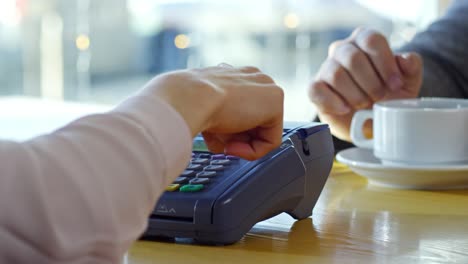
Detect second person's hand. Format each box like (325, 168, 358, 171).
(309, 28, 423, 141)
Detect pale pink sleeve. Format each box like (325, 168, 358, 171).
(0, 95, 192, 263)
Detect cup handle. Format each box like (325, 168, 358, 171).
(350, 110, 373, 149)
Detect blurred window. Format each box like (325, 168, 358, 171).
(0, 0, 450, 121)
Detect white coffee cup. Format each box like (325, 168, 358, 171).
(350, 98, 468, 165)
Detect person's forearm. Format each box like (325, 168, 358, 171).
(398, 1, 468, 98)
(0, 95, 191, 263)
(0, 64, 284, 262)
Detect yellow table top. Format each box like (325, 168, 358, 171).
(127, 161, 468, 263)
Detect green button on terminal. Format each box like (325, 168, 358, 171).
(180, 184, 204, 192)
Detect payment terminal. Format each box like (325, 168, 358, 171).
(142, 122, 334, 244)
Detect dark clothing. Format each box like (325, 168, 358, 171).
(399, 0, 468, 98)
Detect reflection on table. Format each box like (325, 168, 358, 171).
(127, 162, 468, 263)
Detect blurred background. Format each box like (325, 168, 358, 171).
(0, 0, 451, 121)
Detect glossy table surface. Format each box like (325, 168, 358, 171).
(127, 162, 468, 263)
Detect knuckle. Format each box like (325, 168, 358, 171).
(241, 66, 260, 73)
(308, 82, 326, 104)
(328, 40, 345, 56)
(276, 86, 285, 98)
(347, 49, 366, 68)
(329, 66, 347, 86)
(256, 73, 274, 83)
(273, 86, 285, 103)
(362, 32, 386, 50)
(217, 62, 232, 68)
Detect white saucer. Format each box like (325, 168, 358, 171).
(336, 147, 468, 190)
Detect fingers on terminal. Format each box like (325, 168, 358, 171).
(202, 132, 225, 153)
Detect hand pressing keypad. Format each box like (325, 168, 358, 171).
(165, 153, 239, 193)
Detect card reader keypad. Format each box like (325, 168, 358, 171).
(165, 152, 238, 193)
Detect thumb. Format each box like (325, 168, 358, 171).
(396, 52, 423, 93)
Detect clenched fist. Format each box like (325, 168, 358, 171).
(309, 28, 423, 141)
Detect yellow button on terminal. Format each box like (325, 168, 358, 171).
(166, 184, 180, 192)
